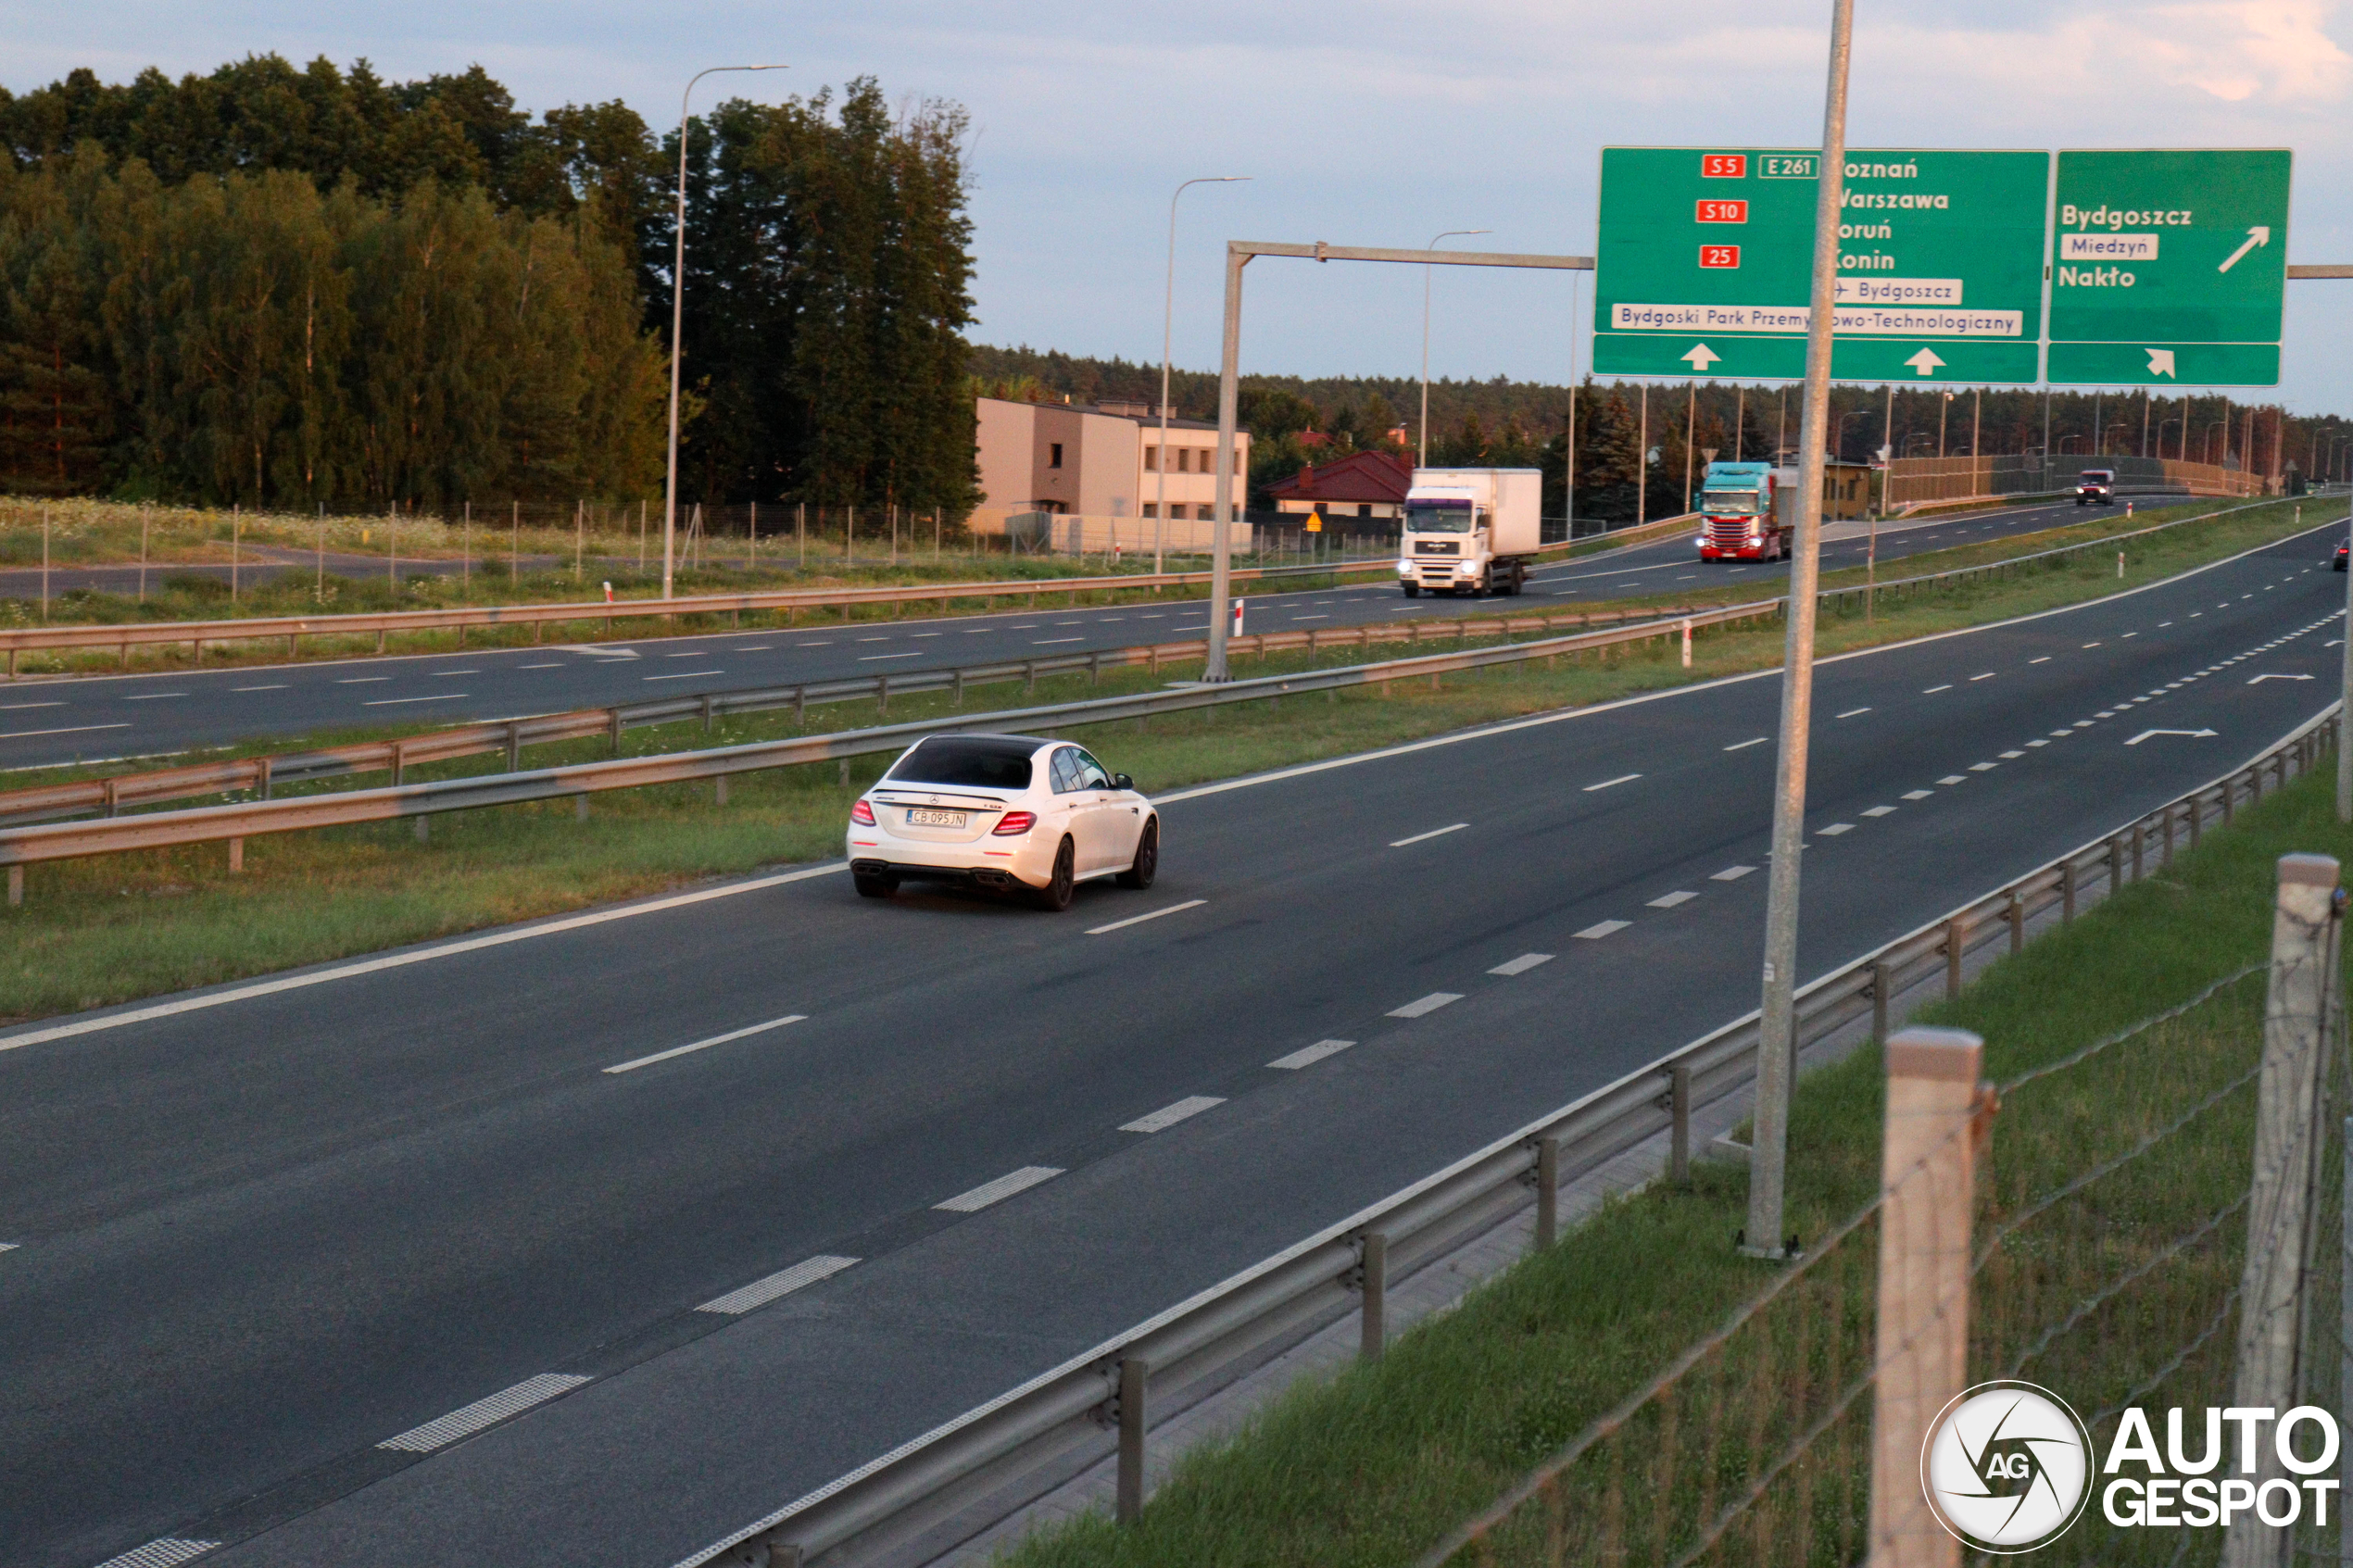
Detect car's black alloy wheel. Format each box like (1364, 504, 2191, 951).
(1033, 836, 1076, 910)
(1118, 819, 1159, 889)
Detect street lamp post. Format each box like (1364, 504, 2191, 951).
(664, 63, 786, 602)
(1157, 176, 1250, 576)
(1419, 230, 1491, 466)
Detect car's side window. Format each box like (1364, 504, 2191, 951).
(1073, 749, 1112, 790)
(1050, 748, 1082, 794)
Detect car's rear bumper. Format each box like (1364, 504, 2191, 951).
(845, 826, 1055, 889)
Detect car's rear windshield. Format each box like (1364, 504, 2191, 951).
(886, 736, 1035, 790)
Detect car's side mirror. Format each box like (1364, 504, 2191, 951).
(1113, 773, 1133, 790)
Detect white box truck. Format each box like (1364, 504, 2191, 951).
(1396, 468, 1542, 597)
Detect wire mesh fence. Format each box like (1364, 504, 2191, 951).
(1424, 857, 2347, 1568)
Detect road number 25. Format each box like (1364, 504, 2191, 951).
(1699, 245, 1742, 270)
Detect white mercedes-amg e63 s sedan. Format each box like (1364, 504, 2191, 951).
(845, 733, 1159, 910)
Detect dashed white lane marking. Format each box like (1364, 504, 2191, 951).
(1389, 991, 1465, 1017)
(1835, 707, 1871, 720)
(733, 646, 774, 651)
(605, 1014, 808, 1074)
(1390, 823, 1469, 848)
(1863, 805, 1897, 817)
(1922, 684, 1953, 694)
(1903, 789, 1934, 800)
(1490, 952, 1556, 974)
(1573, 921, 1631, 939)
(1724, 736, 1769, 751)
(379, 1374, 592, 1452)
(1270, 1039, 1354, 1070)
(2030, 657, 2051, 664)
(433, 669, 481, 677)
(123, 692, 187, 700)
(0, 700, 63, 709)
(2027, 739, 2048, 748)
(2050, 729, 2073, 737)
(643, 670, 724, 681)
(1121, 1095, 1226, 1134)
(94, 1539, 221, 1568)
(1818, 822, 1855, 836)
(2074, 721, 2096, 728)
(1647, 891, 1698, 909)
(1583, 773, 1642, 792)
(0, 1241, 18, 1253)
(1937, 774, 1967, 785)
(364, 693, 468, 705)
(232, 684, 289, 692)
(859, 651, 924, 661)
(1999, 750, 2025, 759)
(856, 635, 891, 643)
(336, 676, 391, 684)
(910, 633, 941, 639)
(1086, 899, 1207, 935)
(2082, 642, 2102, 648)
(1969, 672, 1996, 682)
(519, 661, 563, 669)
(1032, 637, 1084, 646)
(1711, 865, 1757, 881)
(698, 1255, 858, 1314)
(936, 1166, 1063, 1212)
(2121, 632, 2138, 638)
(1968, 761, 1998, 771)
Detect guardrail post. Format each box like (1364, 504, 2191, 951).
(1359, 1233, 1388, 1361)
(1670, 1064, 1692, 1186)
(6, 866, 20, 907)
(104, 778, 119, 819)
(1024, 660, 1036, 694)
(877, 677, 889, 716)
(715, 774, 729, 807)
(506, 723, 522, 771)
(2224, 772, 2237, 826)
(2108, 833, 2124, 893)
(1534, 1136, 1559, 1246)
(390, 742, 405, 788)
(1116, 1357, 1148, 1524)
(701, 694, 714, 733)
(257, 757, 272, 802)
(414, 816, 430, 845)
(1944, 918, 1965, 997)
(2061, 859, 2076, 922)
(2252, 761, 2264, 807)
(1872, 960, 1892, 1044)
(1868, 1025, 1987, 1568)
(2132, 819, 2145, 881)
(2162, 801, 2175, 864)
(609, 709, 623, 755)
(2190, 787, 2205, 849)
(952, 669, 966, 707)
(2007, 887, 2023, 955)
(228, 837, 243, 873)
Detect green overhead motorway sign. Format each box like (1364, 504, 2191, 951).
(2045, 149, 2290, 386)
(1593, 146, 2050, 383)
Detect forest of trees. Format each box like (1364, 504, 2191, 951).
(0, 57, 978, 511)
(970, 345, 2351, 523)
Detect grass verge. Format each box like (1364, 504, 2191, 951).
(0, 495, 2330, 1024)
(986, 757, 2334, 1568)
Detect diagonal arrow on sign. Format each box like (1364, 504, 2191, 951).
(2218, 226, 2271, 274)
(2145, 348, 2176, 378)
(1904, 347, 1945, 377)
(2246, 672, 2313, 684)
(2124, 728, 2219, 746)
(1681, 343, 1721, 372)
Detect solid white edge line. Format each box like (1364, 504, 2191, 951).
(0, 863, 848, 1054)
(1085, 898, 1206, 935)
(603, 1014, 808, 1074)
(1388, 822, 1468, 847)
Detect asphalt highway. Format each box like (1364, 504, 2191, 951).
(3, 516, 2341, 1568)
(0, 493, 2188, 774)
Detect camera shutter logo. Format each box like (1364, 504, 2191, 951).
(1920, 1381, 2094, 1551)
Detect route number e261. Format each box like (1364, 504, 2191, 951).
(1696, 199, 1748, 224)
(1702, 154, 1747, 179)
(1699, 245, 1742, 270)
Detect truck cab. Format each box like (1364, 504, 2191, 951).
(1697, 461, 1787, 562)
(2077, 469, 2116, 505)
(1397, 469, 1541, 597)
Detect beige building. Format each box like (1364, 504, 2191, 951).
(974, 396, 1250, 523)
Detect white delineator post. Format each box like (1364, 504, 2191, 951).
(2221, 853, 2341, 1568)
(1869, 1026, 1986, 1568)
(1745, 0, 1855, 1261)
(2339, 509, 2352, 822)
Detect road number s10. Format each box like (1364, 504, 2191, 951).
(1696, 199, 1748, 224)
(1699, 245, 1742, 270)
(1702, 153, 1747, 179)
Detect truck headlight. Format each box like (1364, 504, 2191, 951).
(1397, 558, 1413, 575)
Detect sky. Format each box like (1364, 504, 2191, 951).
(6, 0, 2352, 412)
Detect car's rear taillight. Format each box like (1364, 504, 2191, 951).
(992, 810, 1037, 835)
(849, 799, 875, 825)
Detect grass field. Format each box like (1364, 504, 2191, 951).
(0, 494, 2332, 1026)
(988, 749, 2323, 1568)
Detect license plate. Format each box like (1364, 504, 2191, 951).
(907, 809, 967, 828)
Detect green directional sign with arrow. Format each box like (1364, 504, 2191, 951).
(2045, 149, 2290, 386)
(1592, 146, 2049, 384)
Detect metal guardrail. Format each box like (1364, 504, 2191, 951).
(668, 705, 2341, 1568)
(0, 526, 1626, 676)
(0, 603, 1710, 829)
